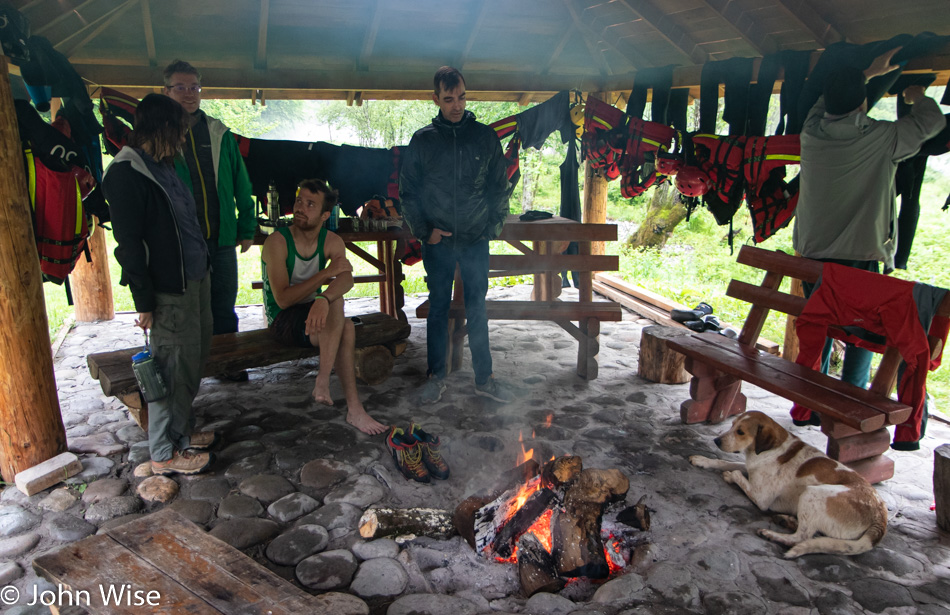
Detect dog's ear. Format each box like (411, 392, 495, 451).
(754, 422, 779, 455)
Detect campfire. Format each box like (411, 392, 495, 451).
(453, 440, 650, 596)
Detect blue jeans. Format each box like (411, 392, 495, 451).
(422, 239, 492, 384)
(803, 258, 879, 389)
(207, 242, 239, 335)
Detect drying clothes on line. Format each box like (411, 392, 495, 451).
(792, 33, 950, 135)
(699, 57, 754, 135)
(890, 73, 940, 271)
(516, 90, 572, 149)
(790, 263, 949, 446)
(328, 145, 398, 216)
(237, 137, 338, 215)
(747, 50, 812, 136)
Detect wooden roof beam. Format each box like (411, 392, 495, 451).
(141, 0, 156, 68)
(54, 0, 138, 58)
(774, 0, 844, 48)
(581, 6, 653, 69)
(33, 0, 97, 36)
(458, 0, 490, 69)
(255, 0, 269, 70)
(359, 0, 382, 69)
(562, 0, 611, 77)
(542, 22, 575, 75)
(615, 0, 708, 65)
(700, 0, 778, 56)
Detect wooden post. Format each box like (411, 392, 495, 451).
(936, 444, 950, 532)
(0, 56, 67, 483)
(582, 161, 608, 256)
(70, 217, 114, 321)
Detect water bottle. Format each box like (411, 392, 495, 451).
(267, 181, 280, 225)
(326, 204, 341, 232)
(131, 332, 167, 402)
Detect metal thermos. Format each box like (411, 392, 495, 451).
(131, 332, 167, 402)
(267, 181, 280, 225)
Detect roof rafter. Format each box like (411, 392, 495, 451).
(255, 0, 269, 70)
(582, 6, 653, 70)
(33, 0, 97, 36)
(614, 0, 708, 65)
(774, 0, 845, 48)
(359, 0, 382, 69)
(542, 22, 576, 75)
(700, 0, 777, 56)
(458, 0, 490, 68)
(140, 0, 156, 68)
(562, 0, 611, 77)
(55, 0, 138, 58)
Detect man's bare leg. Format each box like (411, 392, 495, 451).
(309, 299, 344, 405)
(336, 318, 388, 435)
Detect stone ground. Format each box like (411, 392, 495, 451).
(1, 284, 949, 615)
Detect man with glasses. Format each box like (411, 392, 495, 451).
(164, 59, 256, 381)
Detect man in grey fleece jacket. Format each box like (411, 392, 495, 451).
(791, 47, 946, 420)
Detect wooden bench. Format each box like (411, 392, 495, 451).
(33, 508, 367, 614)
(87, 312, 410, 431)
(664, 245, 949, 484)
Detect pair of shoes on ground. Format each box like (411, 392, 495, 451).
(387, 423, 450, 483)
(673, 302, 723, 333)
(792, 413, 822, 427)
(420, 375, 515, 404)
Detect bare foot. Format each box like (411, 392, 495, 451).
(346, 408, 389, 435)
(312, 381, 333, 405)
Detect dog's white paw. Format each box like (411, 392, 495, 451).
(722, 469, 742, 484)
(689, 455, 713, 468)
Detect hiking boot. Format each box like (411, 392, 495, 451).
(386, 427, 430, 483)
(151, 450, 213, 476)
(685, 314, 721, 333)
(420, 377, 446, 404)
(671, 302, 713, 324)
(475, 376, 514, 403)
(188, 430, 219, 450)
(792, 413, 822, 427)
(409, 423, 450, 480)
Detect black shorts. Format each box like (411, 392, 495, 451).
(269, 301, 315, 348)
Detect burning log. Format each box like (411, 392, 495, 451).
(359, 507, 456, 540)
(539, 455, 582, 490)
(454, 459, 542, 550)
(616, 495, 651, 531)
(553, 469, 630, 579)
(474, 476, 547, 554)
(492, 488, 557, 558)
(517, 533, 564, 597)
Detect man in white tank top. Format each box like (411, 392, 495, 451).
(261, 179, 387, 435)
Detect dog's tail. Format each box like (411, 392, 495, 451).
(784, 518, 887, 558)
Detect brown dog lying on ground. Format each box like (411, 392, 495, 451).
(689, 411, 888, 558)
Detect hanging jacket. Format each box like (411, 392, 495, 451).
(692, 134, 746, 225)
(790, 263, 949, 443)
(581, 96, 625, 181)
(619, 118, 676, 198)
(173, 115, 255, 248)
(399, 110, 509, 246)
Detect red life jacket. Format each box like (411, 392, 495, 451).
(99, 87, 139, 156)
(691, 134, 746, 226)
(24, 148, 90, 283)
(619, 118, 676, 198)
(581, 96, 625, 181)
(490, 115, 523, 189)
(742, 135, 801, 243)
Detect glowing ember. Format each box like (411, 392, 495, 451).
(543, 413, 553, 428)
(604, 533, 625, 574)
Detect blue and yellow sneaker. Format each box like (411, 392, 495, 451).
(386, 426, 430, 483)
(409, 423, 450, 480)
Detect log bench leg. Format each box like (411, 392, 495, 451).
(821, 416, 895, 483)
(118, 391, 148, 432)
(577, 318, 600, 380)
(680, 358, 746, 424)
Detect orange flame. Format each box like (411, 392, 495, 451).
(516, 431, 534, 466)
(544, 413, 553, 428)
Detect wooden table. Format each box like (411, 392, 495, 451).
(33, 509, 368, 614)
(416, 215, 622, 380)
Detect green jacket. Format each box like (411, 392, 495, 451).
(174, 115, 256, 247)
